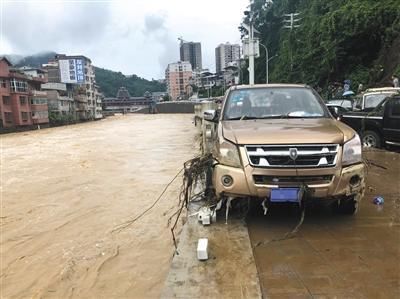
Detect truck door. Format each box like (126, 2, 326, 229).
(383, 98, 400, 144)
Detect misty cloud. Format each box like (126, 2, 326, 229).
(144, 14, 166, 33)
(3, 1, 111, 54)
(143, 13, 178, 73)
(1, 0, 247, 79)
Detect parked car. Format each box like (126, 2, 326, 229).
(354, 87, 400, 111)
(326, 98, 354, 118)
(326, 98, 354, 110)
(340, 94, 400, 148)
(204, 84, 365, 214)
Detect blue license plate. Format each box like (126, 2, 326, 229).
(270, 188, 300, 203)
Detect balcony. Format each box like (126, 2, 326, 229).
(30, 90, 47, 96)
(74, 95, 87, 103)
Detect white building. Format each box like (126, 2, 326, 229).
(53, 54, 98, 120)
(41, 82, 74, 117)
(215, 43, 241, 73)
(94, 83, 103, 119)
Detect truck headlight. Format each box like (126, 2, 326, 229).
(342, 134, 362, 166)
(218, 139, 242, 168)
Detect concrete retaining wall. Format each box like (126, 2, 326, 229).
(156, 101, 195, 113)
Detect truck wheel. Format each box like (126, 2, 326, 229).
(333, 196, 359, 215)
(362, 131, 381, 148)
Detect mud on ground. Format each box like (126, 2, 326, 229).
(248, 149, 400, 298)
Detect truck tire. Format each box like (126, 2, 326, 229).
(362, 130, 381, 148)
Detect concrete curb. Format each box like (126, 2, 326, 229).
(161, 214, 262, 298)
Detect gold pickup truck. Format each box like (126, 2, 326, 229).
(204, 84, 365, 214)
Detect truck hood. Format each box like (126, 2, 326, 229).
(222, 118, 355, 145)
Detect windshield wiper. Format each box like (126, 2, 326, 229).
(226, 115, 258, 120)
(258, 114, 322, 119)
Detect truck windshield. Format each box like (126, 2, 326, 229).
(223, 87, 327, 120)
(364, 93, 394, 108)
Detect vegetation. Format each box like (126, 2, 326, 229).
(13, 51, 57, 68)
(49, 112, 75, 126)
(198, 86, 225, 98)
(244, 0, 400, 91)
(94, 67, 166, 97)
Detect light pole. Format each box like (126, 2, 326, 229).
(259, 42, 269, 84)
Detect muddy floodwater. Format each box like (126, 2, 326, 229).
(1, 114, 197, 298)
(248, 149, 400, 298)
(2, 114, 400, 299)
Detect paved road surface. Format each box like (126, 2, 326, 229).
(248, 149, 400, 298)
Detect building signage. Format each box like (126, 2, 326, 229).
(59, 59, 85, 84)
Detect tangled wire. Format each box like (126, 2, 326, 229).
(168, 154, 216, 252)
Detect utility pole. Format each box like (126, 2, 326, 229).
(248, 22, 255, 85)
(242, 0, 273, 85)
(283, 13, 301, 72)
(242, 14, 259, 85)
(283, 13, 301, 30)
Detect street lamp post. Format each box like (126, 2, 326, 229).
(259, 42, 269, 84)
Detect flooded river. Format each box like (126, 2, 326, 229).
(2, 114, 399, 299)
(1, 114, 197, 298)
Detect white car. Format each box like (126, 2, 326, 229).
(355, 87, 400, 111)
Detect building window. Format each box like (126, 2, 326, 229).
(20, 96, 27, 105)
(2, 96, 10, 105)
(32, 111, 48, 119)
(21, 112, 29, 121)
(4, 112, 13, 123)
(0, 79, 7, 88)
(30, 98, 47, 105)
(10, 79, 27, 92)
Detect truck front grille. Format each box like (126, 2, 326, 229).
(253, 175, 334, 185)
(245, 144, 339, 168)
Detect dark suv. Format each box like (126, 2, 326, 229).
(341, 95, 400, 148)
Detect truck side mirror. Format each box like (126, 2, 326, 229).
(327, 106, 340, 119)
(204, 110, 219, 122)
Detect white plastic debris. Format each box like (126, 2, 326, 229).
(197, 207, 215, 225)
(197, 238, 208, 260)
(201, 214, 211, 225)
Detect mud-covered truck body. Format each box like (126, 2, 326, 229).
(204, 84, 365, 214)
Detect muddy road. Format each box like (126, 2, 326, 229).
(248, 149, 400, 298)
(1, 114, 197, 298)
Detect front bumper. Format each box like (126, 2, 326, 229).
(212, 162, 365, 200)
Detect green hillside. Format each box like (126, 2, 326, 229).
(94, 67, 166, 97)
(245, 0, 400, 91)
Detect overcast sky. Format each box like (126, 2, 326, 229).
(0, 0, 249, 79)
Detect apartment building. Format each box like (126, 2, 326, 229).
(41, 82, 74, 117)
(180, 41, 202, 70)
(165, 61, 193, 101)
(93, 83, 103, 119)
(46, 54, 99, 120)
(0, 57, 49, 129)
(215, 42, 241, 73)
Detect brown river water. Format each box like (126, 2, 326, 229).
(1, 114, 197, 298)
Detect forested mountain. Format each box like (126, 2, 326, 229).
(13, 52, 57, 68)
(245, 0, 400, 90)
(93, 67, 166, 97)
(3, 52, 165, 97)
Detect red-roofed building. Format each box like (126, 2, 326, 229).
(0, 57, 49, 129)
